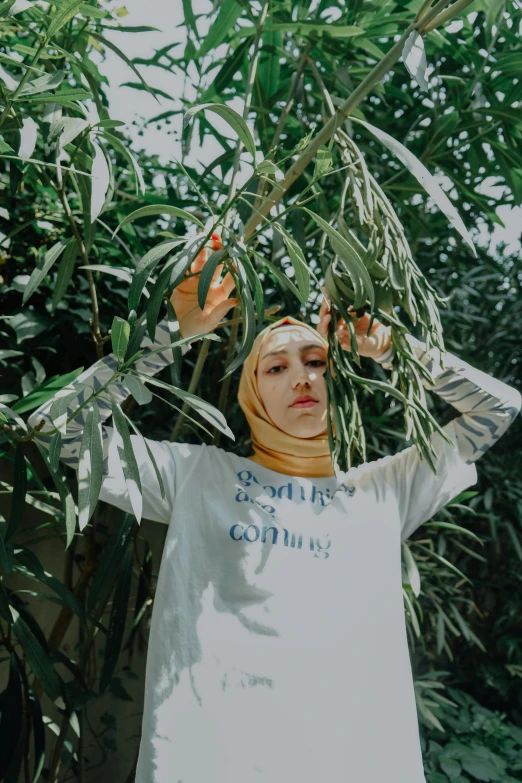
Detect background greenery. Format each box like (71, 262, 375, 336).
(0, 0, 521, 780)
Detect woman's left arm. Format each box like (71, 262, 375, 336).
(374, 335, 522, 465)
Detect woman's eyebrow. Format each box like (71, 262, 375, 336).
(261, 343, 326, 360)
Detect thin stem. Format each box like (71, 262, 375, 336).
(420, 0, 475, 33)
(226, 0, 270, 210)
(54, 180, 105, 359)
(0, 42, 46, 129)
(169, 337, 212, 442)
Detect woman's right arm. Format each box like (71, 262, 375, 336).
(27, 319, 190, 472)
(27, 321, 191, 524)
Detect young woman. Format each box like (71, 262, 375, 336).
(29, 245, 521, 783)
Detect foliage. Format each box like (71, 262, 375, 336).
(420, 685, 522, 782)
(0, 0, 521, 779)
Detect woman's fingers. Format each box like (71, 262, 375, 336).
(211, 263, 224, 284)
(190, 246, 208, 275)
(219, 267, 238, 297)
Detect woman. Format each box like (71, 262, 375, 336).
(29, 243, 521, 783)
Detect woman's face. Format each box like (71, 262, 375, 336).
(256, 326, 328, 439)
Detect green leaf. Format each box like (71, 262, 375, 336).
(35, 438, 77, 549)
(29, 685, 45, 783)
(49, 431, 62, 472)
(302, 208, 375, 310)
(78, 403, 103, 532)
(6, 443, 26, 540)
(129, 239, 186, 312)
(0, 518, 14, 575)
(45, 0, 84, 40)
(47, 383, 85, 435)
(87, 513, 134, 612)
(111, 317, 130, 363)
(314, 145, 333, 179)
(51, 236, 77, 311)
(124, 375, 153, 405)
(210, 37, 250, 97)
(197, 247, 226, 310)
(184, 103, 256, 162)
(221, 258, 256, 378)
(196, 0, 242, 59)
(352, 118, 476, 257)
(402, 31, 429, 92)
(19, 69, 64, 97)
(252, 249, 303, 303)
(182, 0, 199, 37)
(110, 395, 143, 523)
(12, 367, 84, 414)
(114, 204, 203, 235)
(99, 539, 134, 694)
(103, 130, 145, 195)
(10, 606, 62, 703)
(90, 139, 110, 222)
(402, 542, 421, 597)
(18, 116, 38, 160)
(273, 224, 311, 305)
(135, 372, 235, 440)
(23, 241, 67, 304)
(268, 21, 364, 37)
(14, 547, 85, 623)
(89, 30, 154, 99)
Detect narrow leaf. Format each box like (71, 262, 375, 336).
(110, 395, 143, 524)
(129, 239, 186, 312)
(113, 204, 204, 235)
(18, 117, 38, 160)
(353, 118, 476, 256)
(51, 236, 77, 311)
(196, 0, 242, 59)
(402, 31, 429, 92)
(46, 0, 84, 39)
(9, 607, 62, 703)
(135, 372, 235, 440)
(23, 241, 67, 304)
(99, 539, 133, 693)
(111, 316, 130, 363)
(90, 139, 110, 222)
(184, 102, 256, 162)
(302, 208, 375, 310)
(125, 375, 153, 405)
(78, 403, 103, 531)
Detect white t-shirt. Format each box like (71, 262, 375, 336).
(98, 418, 477, 783)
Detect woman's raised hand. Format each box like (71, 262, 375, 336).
(170, 236, 240, 340)
(316, 292, 392, 360)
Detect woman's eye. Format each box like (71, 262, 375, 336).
(307, 360, 326, 367)
(268, 365, 284, 373)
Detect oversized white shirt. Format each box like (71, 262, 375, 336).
(29, 320, 521, 783)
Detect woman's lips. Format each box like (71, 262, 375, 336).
(291, 400, 318, 408)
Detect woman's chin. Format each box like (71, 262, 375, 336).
(282, 421, 328, 439)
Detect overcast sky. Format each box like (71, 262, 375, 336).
(99, 0, 521, 256)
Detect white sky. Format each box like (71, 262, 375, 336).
(99, 0, 522, 256)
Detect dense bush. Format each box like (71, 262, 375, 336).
(1, 0, 521, 779)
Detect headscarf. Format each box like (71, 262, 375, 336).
(237, 315, 335, 478)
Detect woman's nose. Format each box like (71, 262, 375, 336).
(292, 365, 312, 388)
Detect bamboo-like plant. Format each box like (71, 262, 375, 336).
(1, 0, 521, 778)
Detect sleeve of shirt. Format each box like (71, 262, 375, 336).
(373, 335, 522, 543)
(27, 320, 192, 524)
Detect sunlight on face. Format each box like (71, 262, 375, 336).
(256, 326, 328, 439)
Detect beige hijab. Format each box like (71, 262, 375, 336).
(237, 315, 335, 478)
